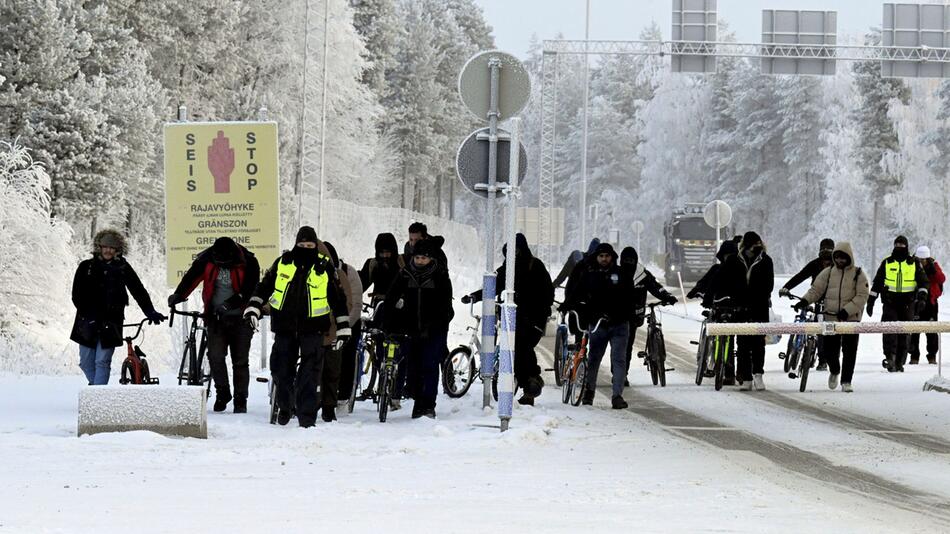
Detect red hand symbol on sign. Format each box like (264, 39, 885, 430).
(208, 131, 235, 194)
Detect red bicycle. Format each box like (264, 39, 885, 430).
(119, 319, 159, 385)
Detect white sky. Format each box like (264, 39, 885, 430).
(473, 0, 897, 58)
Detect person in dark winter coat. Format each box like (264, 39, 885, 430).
(552, 238, 601, 288)
(712, 231, 774, 391)
(867, 235, 929, 372)
(779, 238, 835, 370)
(688, 240, 739, 385)
(563, 243, 634, 409)
(169, 237, 260, 413)
(617, 247, 676, 383)
(359, 232, 405, 305)
(910, 245, 945, 365)
(321, 241, 364, 421)
(462, 233, 555, 405)
(383, 238, 454, 419)
(402, 222, 449, 272)
(71, 229, 165, 385)
(244, 226, 350, 427)
(797, 242, 869, 392)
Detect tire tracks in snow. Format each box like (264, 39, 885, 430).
(537, 339, 950, 527)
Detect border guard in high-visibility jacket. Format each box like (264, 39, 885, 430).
(867, 235, 929, 373)
(244, 226, 351, 427)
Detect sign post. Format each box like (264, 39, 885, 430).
(633, 220, 644, 254)
(458, 51, 530, 430)
(703, 200, 732, 258)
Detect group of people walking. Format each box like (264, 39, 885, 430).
(69, 223, 944, 424)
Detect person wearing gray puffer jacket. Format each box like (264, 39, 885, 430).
(798, 242, 869, 392)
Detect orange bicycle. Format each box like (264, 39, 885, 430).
(560, 311, 605, 406)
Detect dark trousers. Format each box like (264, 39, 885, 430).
(737, 335, 765, 381)
(403, 332, 448, 411)
(337, 321, 363, 400)
(822, 333, 859, 384)
(621, 318, 643, 374)
(206, 316, 253, 400)
(514, 323, 544, 384)
(882, 299, 914, 368)
(271, 332, 325, 426)
(910, 301, 939, 359)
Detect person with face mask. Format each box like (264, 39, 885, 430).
(796, 242, 869, 392)
(462, 234, 554, 405)
(383, 239, 454, 419)
(617, 246, 677, 386)
(244, 226, 351, 427)
(688, 240, 739, 385)
(712, 231, 774, 391)
(909, 245, 944, 365)
(169, 237, 261, 413)
(779, 239, 836, 371)
(71, 229, 165, 385)
(868, 235, 929, 372)
(359, 232, 405, 306)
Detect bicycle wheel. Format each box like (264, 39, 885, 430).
(177, 345, 189, 386)
(569, 359, 588, 406)
(140, 359, 153, 384)
(783, 336, 795, 373)
(695, 328, 708, 386)
(362, 341, 378, 399)
(561, 356, 573, 404)
(553, 327, 567, 387)
(443, 346, 475, 398)
(119, 359, 133, 385)
(347, 342, 365, 414)
(656, 332, 667, 388)
(377, 368, 391, 423)
(787, 340, 801, 379)
(799, 338, 815, 393)
(714, 338, 725, 391)
(647, 337, 659, 386)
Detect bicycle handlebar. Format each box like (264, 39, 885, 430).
(564, 310, 606, 334)
(169, 307, 204, 328)
(122, 319, 149, 341)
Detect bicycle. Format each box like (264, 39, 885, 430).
(638, 302, 672, 387)
(552, 301, 570, 387)
(693, 298, 738, 391)
(783, 294, 822, 392)
(560, 311, 605, 406)
(170, 307, 212, 398)
(376, 333, 411, 423)
(441, 302, 517, 400)
(118, 319, 159, 385)
(347, 302, 382, 414)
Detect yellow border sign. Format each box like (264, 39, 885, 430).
(164, 122, 281, 288)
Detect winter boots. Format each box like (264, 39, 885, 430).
(213, 393, 232, 412)
(611, 396, 628, 410)
(927, 354, 937, 365)
(321, 405, 336, 422)
(828, 374, 839, 390)
(581, 389, 595, 405)
(841, 383, 853, 393)
(753, 374, 766, 391)
(233, 397, 247, 414)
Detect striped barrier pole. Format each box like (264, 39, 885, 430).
(705, 321, 950, 336)
(480, 273, 497, 409)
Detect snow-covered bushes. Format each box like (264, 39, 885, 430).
(0, 141, 76, 373)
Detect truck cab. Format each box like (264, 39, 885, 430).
(662, 205, 725, 286)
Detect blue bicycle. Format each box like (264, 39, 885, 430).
(780, 293, 821, 392)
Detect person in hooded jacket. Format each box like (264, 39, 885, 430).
(359, 232, 405, 306)
(712, 231, 774, 391)
(688, 239, 739, 385)
(71, 229, 165, 385)
(779, 238, 835, 370)
(320, 241, 364, 421)
(462, 233, 555, 405)
(867, 235, 929, 372)
(796, 242, 869, 392)
(564, 243, 635, 409)
(244, 226, 350, 427)
(553, 238, 601, 289)
(617, 247, 677, 384)
(169, 237, 260, 413)
(383, 239, 454, 419)
(909, 245, 944, 365)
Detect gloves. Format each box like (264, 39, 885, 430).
(778, 288, 791, 298)
(836, 309, 849, 321)
(461, 294, 472, 304)
(914, 298, 927, 317)
(334, 327, 351, 350)
(146, 311, 167, 325)
(793, 300, 808, 312)
(866, 296, 876, 317)
(244, 307, 260, 331)
(662, 295, 678, 305)
(167, 294, 183, 308)
(686, 288, 700, 299)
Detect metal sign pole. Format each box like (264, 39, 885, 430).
(498, 118, 521, 432)
(480, 57, 502, 410)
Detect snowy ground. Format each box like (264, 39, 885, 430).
(2, 277, 949, 533)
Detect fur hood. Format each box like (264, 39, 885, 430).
(92, 229, 128, 256)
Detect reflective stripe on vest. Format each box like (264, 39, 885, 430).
(884, 259, 917, 293)
(268, 257, 331, 317)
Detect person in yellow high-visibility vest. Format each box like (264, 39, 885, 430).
(867, 235, 929, 372)
(244, 226, 350, 427)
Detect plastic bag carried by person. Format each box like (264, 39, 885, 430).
(766, 309, 783, 345)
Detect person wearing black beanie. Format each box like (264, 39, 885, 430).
(779, 237, 836, 371)
(868, 234, 930, 372)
